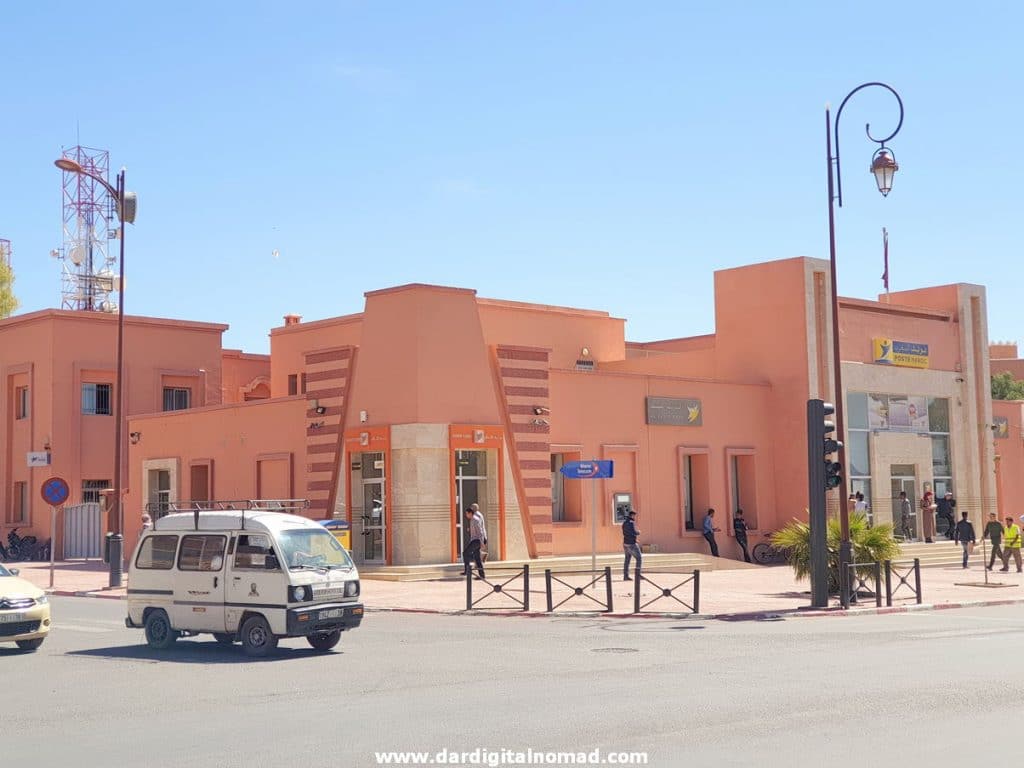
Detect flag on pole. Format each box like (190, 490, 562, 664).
(881, 228, 889, 292)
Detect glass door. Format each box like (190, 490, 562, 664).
(352, 452, 386, 565)
(890, 465, 917, 541)
(454, 450, 488, 558)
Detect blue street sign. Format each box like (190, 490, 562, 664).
(41, 476, 70, 506)
(559, 460, 614, 480)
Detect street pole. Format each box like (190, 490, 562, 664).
(591, 458, 598, 574)
(823, 83, 904, 608)
(108, 169, 127, 588)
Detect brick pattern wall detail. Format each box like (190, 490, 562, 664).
(492, 346, 552, 557)
(303, 346, 356, 516)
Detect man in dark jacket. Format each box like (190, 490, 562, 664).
(937, 492, 957, 539)
(733, 509, 752, 563)
(983, 512, 1004, 571)
(954, 511, 976, 569)
(622, 509, 642, 581)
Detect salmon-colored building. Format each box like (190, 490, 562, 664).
(0, 309, 269, 556)
(116, 256, 997, 567)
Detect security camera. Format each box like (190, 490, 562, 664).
(533, 406, 550, 415)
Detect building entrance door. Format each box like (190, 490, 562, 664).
(891, 465, 917, 541)
(454, 450, 488, 560)
(351, 452, 386, 565)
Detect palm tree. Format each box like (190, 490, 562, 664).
(772, 513, 901, 593)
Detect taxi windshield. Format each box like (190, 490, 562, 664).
(0, 564, 11, 577)
(276, 528, 354, 570)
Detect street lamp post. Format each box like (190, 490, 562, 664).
(824, 83, 903, 607)
(54, 158, 137, 588)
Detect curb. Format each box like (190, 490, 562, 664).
(42, 591, 1024, 620)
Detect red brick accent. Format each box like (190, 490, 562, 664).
(504, 386, 549, 398)
(307, 480, 334, 492)
(309, 462, 335, 474)
(305, 386, 346, 400)
(515, 441, 549, 453)
(519, 459, 550, 470)
(306, 424, 341, 437)
(307, 443, 337, 455)
(497, 348, 549, 362)
(499, 367, 549, 380)
(304, 368, 348, 384)
(523, 477, 551, 488)
(510, 422, 550, 434)
(305, 348, 353, 365)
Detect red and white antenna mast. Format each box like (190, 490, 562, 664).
(53, 145, 118, 312)
(0, 238, 11, 268)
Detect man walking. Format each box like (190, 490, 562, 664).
(461, 505, 487, 580)
(622, 509, 642, 581)
(733, 509, 751, 563)
(703, 508, 721, 557)
(898, 491, 914, 541)
(954, 511, 976, 569)
(999, 516, 1022, 573)
(983, 512, 1004, 571)
(937, 491, 957, 539)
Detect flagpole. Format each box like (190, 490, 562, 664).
(882, 227, 890, 303)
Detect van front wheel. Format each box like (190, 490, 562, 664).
(240, 616, 278, 657)
(307, 630, 341, 652)
(144, 610, 177, 650)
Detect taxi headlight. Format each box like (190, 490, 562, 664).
(344, 580, 360, 597)
(36, 595, 49, 604)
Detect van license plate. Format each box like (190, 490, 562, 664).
(319, 608, 344, 619)
(0, 613, 25, 623)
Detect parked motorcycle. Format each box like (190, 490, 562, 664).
(2, 528, 39, 562)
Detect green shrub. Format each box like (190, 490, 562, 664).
(771, 513, 901, 593)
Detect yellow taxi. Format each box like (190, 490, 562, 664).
(0, 563, 51, 651)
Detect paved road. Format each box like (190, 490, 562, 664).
(5, 599, 1024, 768)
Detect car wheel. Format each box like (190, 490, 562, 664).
(16, 638, 44, 651)
(144, 609, 177, 650)
(240, 615, 278, 658)
(306, 630, 342, 652)
(213, 633, 236, 646)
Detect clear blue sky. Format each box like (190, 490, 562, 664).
(2, 2, 1021, 353)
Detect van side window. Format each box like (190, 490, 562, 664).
(178, 535, 227, 572)
(135, 535, 179, 570)
(234, 534, 277, 570)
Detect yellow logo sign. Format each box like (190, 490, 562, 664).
(873, 338, 929, 369)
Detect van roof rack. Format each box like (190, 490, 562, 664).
(146, 499, 311, 531)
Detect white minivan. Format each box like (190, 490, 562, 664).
(126, 509, 363, 657)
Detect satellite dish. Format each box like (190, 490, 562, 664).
(272, 249, 280, 259)
(50, 249, 60, 259)
(69, 246, 84, 266)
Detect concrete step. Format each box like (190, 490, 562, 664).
(360, 551, 757, 581)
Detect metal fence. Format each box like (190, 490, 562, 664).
(465, 565, 530, 611)
(544, 568, 613, 612)
(884, 558, 923, 606)
(632, 567, 700, 614)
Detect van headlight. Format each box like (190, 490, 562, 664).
(290, 585, 310, 602)
(344, 580, 360, 598)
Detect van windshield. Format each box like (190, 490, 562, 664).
(276, 528, 354, 570)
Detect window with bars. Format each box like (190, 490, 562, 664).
(82, 480, 110, 505)
(12, 481, 28, 524)
(82, 383, 112, 415)
(162, 387, 192, 411)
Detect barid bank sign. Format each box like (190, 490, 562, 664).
(873, 338, 929, 369)
(646, 396, 702, 426)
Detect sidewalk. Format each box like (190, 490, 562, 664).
(12, 557, 1024, 619)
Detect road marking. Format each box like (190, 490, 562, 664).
(53, 623, 122, 634)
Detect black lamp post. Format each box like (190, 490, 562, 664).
(54, 158, 137, 589)
(824, 82, 903, 607)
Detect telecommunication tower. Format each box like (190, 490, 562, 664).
(52, 145, 119, 312)
(0, 238, 10, 268)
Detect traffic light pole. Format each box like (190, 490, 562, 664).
(807, 400, 829, 608)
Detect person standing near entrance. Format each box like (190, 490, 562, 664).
(733, 509, 751, 563)
(954, 511, 976, 569)
(937, 492, 957, 539)
(461, 506, 487, 580)
(999, 516, 1022, 573)
(983, 512, 1004, 571)
(622, 509, 642, 581)
(921, 491, 937, 543)
(703, 509, 721, 557)
(899, 492, 914, 541)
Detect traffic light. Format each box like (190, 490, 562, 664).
(823, 402, 843, 491)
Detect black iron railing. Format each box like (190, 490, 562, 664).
(465, 565, 530, 611)
(544, 568, 613, 612)
(632, 567, 700, 614)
